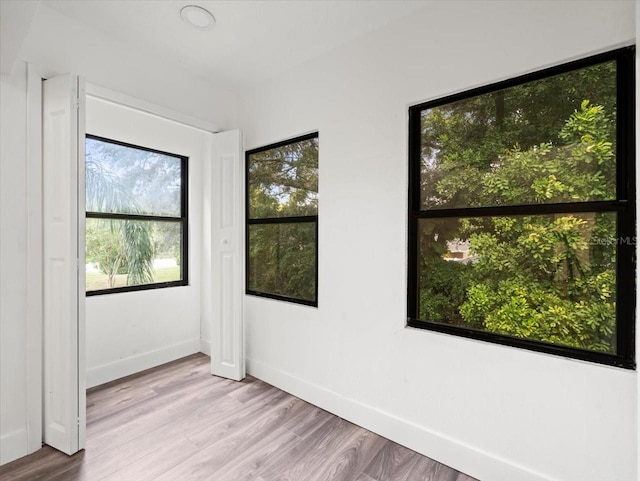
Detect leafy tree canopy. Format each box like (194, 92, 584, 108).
(417, 60, 618, 353)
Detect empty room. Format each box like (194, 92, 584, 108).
(0, 1, 637, 481)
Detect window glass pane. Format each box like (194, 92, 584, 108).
(420, 60, 617, 209)
(86, 218, 182, 291)
(86, 137, 182, 217)
(417, 212, 617, 353)
(248, 222, 316, 302)
(248, 137, 318, 218)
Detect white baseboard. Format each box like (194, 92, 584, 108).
(0, 428, 28, 466)
(246, 357, 555, 481)
(87, 339, 201, 388)
(200, 338, 211, 356)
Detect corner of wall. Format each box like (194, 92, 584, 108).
(200, 339, 211, 357)
(0, 430, 28, 466)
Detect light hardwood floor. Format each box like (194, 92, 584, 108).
(0, 354, 477, 481)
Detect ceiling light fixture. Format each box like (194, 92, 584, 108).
(180, 5, 216, 30)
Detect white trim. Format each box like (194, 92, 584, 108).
(86, 338, 201, 389)
(200, 338, 212, 357)
(85, 83, 221, 134)
(0, 429, 28, 466)
(76, 77, 87, 451)
(246, 357, 560, 481)
(25, 62, 43, 454)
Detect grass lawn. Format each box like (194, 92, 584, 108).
(86, 265, 181, 291)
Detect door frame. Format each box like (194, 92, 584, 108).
(25, 62, 43, 455)
(28, 75, 243, 455)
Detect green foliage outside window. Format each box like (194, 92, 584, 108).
(85, 137, 184, 292)
(416, 59, 623, 353)
(247, 135, 318, 304)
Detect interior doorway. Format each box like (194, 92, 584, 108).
(41, 77, 245, 457)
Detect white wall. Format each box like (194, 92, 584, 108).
(19, 3, 237, 131)
(0, 62, 29, 465)
(238, 2, 637, 481)
(85, 97, 210, 388)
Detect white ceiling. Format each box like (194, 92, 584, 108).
(29, 0, 428, 91)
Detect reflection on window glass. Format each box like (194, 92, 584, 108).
(86, 137, 182, 217)
(417, 213, 617, 352)
(248, 223, 316, 302)
(420, 61, 617, 209)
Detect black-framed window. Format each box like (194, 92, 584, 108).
(246, 133, 319, 306)
(407, 47, 635, 368)
(85, 135, 188, 295)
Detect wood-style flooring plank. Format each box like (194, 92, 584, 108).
(407, 455, 461, 481)
(75, 394, 242, 481)
(0, 446, 80, 481)
(242, 416, 363, 481)
(456, 474, 480, 481)
(100, 435, 200, 481)
(86, 376, 238, 455)
(154, 395, 309, 481)
(355, 474, 378, 481)
(86, 354, 210, 423)
(309, 429, 387, 481)
(363, 438, 424, 481)
(206, 402, 325, 481)
(0, 353, 478, 481)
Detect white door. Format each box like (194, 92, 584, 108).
(42, 73, 86, 454)
(209, 130, 245, 381)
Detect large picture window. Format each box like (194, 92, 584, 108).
(85, 135, 188, 295)
(407, 47, 635, 367)
(246, 133, 319, 306)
